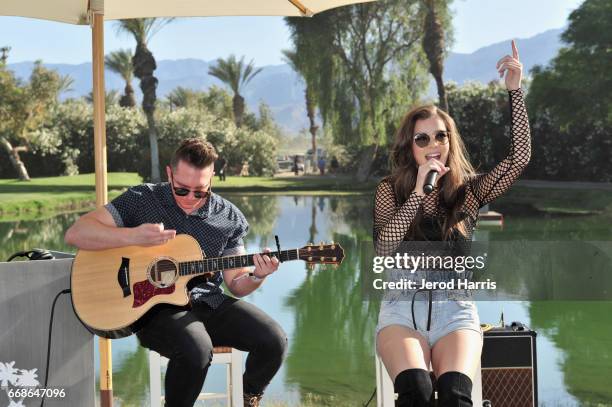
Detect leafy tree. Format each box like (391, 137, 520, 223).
(282, 49, 319, 168)
(447, 80, 612, 182)
(446, 81, 510, 173)
(208, 55, 262, 128)
(85, 89, 120, 108)
(528, 0, 612, 128)
(198, 85, 234, 118)
(241, 102, 283, 142)
(165, 85, 234, 120)
(27, 99, 146, 176)
(152, 105, 277, 177)
(286, 1, 429, 180)
(105, 49, 136, 108)
(165, 86, 201, 110)
(0, 62, 68, 180)
(117, 18, 174, 182)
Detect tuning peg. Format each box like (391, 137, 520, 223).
(308, 242, 313, 246)
(307, 263, 315, 271)
(332, 257, 337, 262)
(320, 257, 325, 262)
(308, 256, 313, 262)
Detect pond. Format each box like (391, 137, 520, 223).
(1, 194, 611, 406)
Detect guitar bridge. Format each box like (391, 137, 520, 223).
(117, 257, 131, 297)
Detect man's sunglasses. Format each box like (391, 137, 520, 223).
(413, 130, 450, 148)
(170, 174, 211, 199)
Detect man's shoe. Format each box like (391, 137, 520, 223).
(243, 393, 263, 407)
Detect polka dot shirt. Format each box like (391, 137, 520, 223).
(105, 182, 249, 308)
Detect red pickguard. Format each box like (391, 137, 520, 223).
(133, 280, 175, 308)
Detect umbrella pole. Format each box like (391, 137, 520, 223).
(91, 11, 113, 407)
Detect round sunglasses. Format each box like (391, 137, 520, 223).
(170, 173, 211, 199)
(413, 130, 450, 148)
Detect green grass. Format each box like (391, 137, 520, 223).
(0, 173, 376, 220)
(0, 172, 139, 191)
(212, 175, 378, 193)
(1, 173, 611, 220)
(0, 173, 142, 219)
(498, 186, 612, 216)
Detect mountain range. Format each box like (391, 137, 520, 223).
(6, 28, 564, 134)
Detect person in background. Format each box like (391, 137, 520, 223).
(216, 155, 227, 181)
(330, 156, 339, 174)
(317, 156, 326, 175)
(292, 155, 300, 176)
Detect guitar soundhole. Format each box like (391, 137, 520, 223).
(147, 258, 178, 289)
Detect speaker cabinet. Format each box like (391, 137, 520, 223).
(481, 324, 538, 407)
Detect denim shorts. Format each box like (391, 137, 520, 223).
(376, 291, 483, 348)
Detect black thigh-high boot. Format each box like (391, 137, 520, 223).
(436, 371, 473, 407)
(394, 368, 434, 407)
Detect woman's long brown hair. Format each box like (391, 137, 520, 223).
(389, 105, 477, 240)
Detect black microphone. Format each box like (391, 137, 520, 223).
(423, 170, 438, 195)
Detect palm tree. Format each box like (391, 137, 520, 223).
(422, 0, 449, 112)
(105, 49, 136, 108)
(166, 86, 200, 110)
(208, 55, 262, 128)
(86, 89, 120, 108)
(116, 18, 173, 182)
(283, 49, 319, 171)
(0, 46, 10, 65)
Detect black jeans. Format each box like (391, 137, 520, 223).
(136, 295, 288, 407)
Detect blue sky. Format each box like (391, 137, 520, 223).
(0, 0, 584, 65)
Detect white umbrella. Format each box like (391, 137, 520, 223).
(0, 1, 376, 406)
(1, 0, 376, 23)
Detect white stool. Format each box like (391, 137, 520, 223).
(149, 346, 244, 407)
(375, 348, 482, 406)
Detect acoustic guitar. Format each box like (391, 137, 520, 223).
(71, 235, 344, 338)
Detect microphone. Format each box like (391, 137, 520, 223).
(423, 170, 438, 195)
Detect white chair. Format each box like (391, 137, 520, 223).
(149, 346, 244, 407)
(375, 348, 482, 407)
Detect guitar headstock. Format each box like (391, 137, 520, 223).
(298, 242, 345, 268)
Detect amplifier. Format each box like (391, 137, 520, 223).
(481, 322, 538, 407)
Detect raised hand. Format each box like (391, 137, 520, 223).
(496, 40, 523, 91)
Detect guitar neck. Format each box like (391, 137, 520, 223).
(178, 249, 299, 277)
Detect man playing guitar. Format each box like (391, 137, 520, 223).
(65, 138, 286, 407)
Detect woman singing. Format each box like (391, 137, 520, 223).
(373, 40, 531, 406)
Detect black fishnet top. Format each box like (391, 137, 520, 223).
(373, 88, 531, 254)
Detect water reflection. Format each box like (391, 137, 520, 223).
(1, 196, 611, 406)
(227, 195, 279, 248)
(0, 213, 78, 261)
(284, 232, 379, 405)
(113, 346, 150, 406)
(530, 301, 612, 405)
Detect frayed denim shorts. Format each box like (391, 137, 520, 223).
(376, 290, 483, 348)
